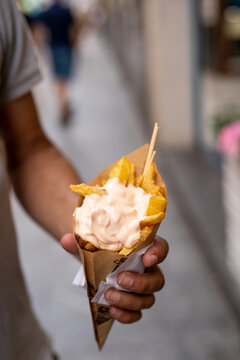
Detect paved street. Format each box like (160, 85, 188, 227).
(10, 33, 240, 359)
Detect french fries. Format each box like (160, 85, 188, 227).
(147, 194, 167, 216)
(135, 174, 144, 187)
(70, 184, 107, 197)
(70, 156, 167, 255)
(140, 212, 165, 227)
(84, 242, 97, 252)
(127, 164, 136, 186)
(141, 163, 162, 196)
(119, 226, 152, 255)
(109, 156, 133, 185)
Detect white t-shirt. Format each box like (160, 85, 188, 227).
(0, 1, 53, 359)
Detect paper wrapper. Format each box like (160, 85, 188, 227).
(73, 144, 167, 350)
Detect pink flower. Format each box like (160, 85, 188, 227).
(218, 120, 240, 157)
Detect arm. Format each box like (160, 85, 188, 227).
(0, 92, 80, 239)
(0, 92, 168, 324)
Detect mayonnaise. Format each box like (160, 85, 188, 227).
(73, 178, 151, 251)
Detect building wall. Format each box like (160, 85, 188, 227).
(143, 0, 194, 149)
(103, 0, 195, 149)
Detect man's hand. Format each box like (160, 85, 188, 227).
(61, 234, 168, 324)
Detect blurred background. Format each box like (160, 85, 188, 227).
(11, 0, 240, 359)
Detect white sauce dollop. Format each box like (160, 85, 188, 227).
(73, 178, 150, 251)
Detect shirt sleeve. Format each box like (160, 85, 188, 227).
(0, 0, 42, 105)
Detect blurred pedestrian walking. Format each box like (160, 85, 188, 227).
(31, 0, 79, 124)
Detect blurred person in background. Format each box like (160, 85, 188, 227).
(0, 0, 168, 359)
(29, 0, 80, 124)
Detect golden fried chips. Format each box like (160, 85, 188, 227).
(70, 156, 167, 255)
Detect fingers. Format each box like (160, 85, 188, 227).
(117, 266, 165, 294)
(142, 236, 169, 267)
(105, 288, 155, 311)
(107, 239, 167, 324)
(60, 233, 79, 255)
(109, 307, 142, 324)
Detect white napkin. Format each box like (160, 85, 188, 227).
(72, 244, 151, 305)
(72, 263, 86, 288)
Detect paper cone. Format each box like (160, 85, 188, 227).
(74, 144, 167, 349)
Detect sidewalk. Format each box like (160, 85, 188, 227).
(11, 32, 240, 359)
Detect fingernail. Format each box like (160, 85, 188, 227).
(148, 255, 158, 266)
(105, 289, 120, 302)
(118, 273, 134, 288)
(110, 307, 123, 318)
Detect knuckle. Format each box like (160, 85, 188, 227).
(116, 317, 126, 324)
(116, 291, 126, 305)
(163, 239, 169, 257)
(156, 273, 165, 291)
(147, 295, 155, 308)
(124, 313, 134, 323)
(142, 295, 155, 309)
(162, 239, 169, 259)
(129, 311, 142, 323)
(119, 312, 132, 324)
(136, 311, 142, 322)
(132, 297, 142, 311)
(116, 292, 133, 309)
(121, 311, 142, 324)
(137, 278, 150, 293)
(156, 237, 169, 261)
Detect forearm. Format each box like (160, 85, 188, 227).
(0, 92, 81, 239)
(10, 141, 80, 239)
